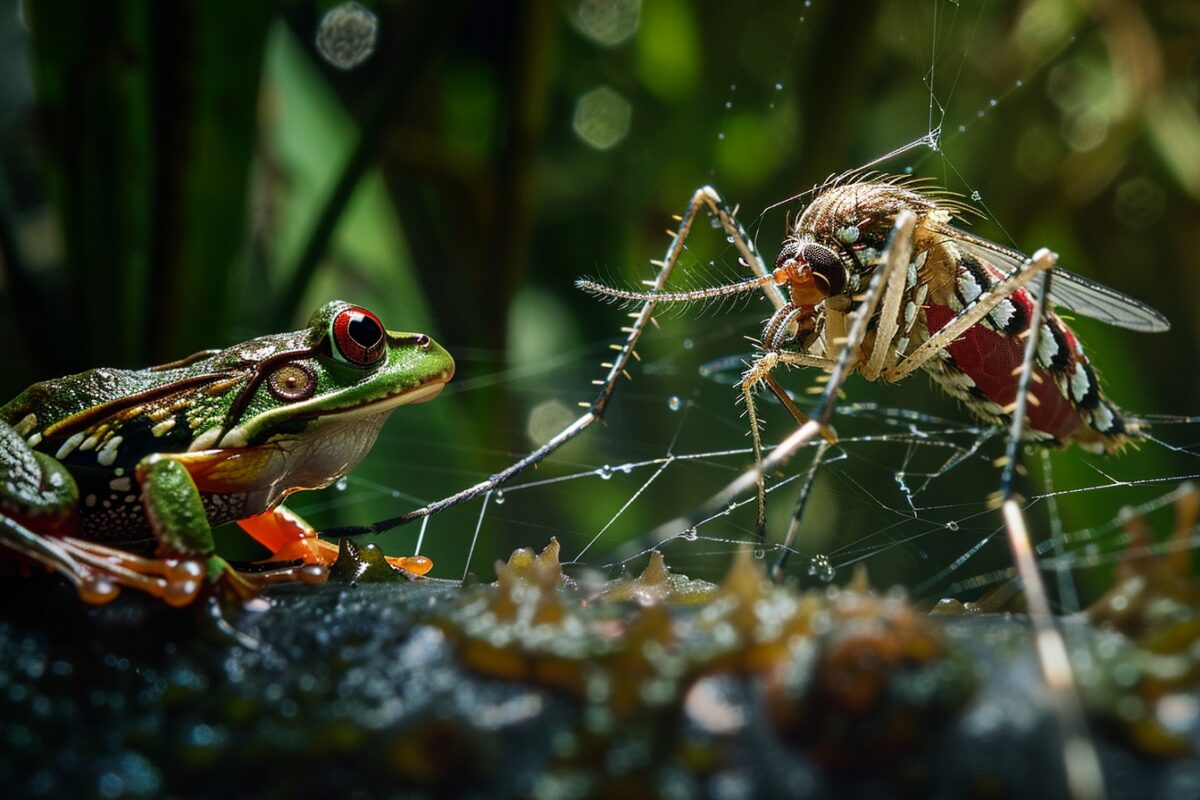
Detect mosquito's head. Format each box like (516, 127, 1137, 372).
(774, 240, 848, 306)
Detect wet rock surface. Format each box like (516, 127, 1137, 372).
(0, 543, 1196, 799)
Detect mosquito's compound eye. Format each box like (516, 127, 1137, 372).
(800, 244, 847, 297)
(330, 306, 387, 366)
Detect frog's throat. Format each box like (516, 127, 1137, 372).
(187, 379, 448, 452)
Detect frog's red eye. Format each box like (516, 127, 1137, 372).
(268, 363, 316, 401)
(331, 306, 386, 366)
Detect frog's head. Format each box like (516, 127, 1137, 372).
(191, 301, 455, 451)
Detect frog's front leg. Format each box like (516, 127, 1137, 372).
(236, 505, 434, 576)
(135, 454, 312, 604)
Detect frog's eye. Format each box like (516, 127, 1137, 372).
(268, 363, 317, 401)
(331, 306, 387, 366)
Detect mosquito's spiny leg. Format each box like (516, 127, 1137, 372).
(884, 247, 1056, 382)
(696, 186, 786, 310)
(771, 438, 832, 583)
(999, 269, 1105, 800)
(862, 218, 916, 380)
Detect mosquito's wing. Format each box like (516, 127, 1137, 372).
(940, 226, 1171, 333)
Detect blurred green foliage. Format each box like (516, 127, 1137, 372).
(0, 0, 1196, 595)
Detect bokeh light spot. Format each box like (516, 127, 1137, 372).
(573, 86, 632, 150)
(315, 2, 378, 70)
(571, 0, 641, 47)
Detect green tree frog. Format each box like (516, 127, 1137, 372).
(0, 301, 454, 605)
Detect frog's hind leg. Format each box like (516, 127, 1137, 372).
(236, 505, 433, 576)
(0, 516, 204, 605)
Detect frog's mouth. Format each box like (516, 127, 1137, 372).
(190, 376, 451, 452)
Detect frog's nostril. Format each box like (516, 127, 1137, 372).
(415, 334, 431, 349)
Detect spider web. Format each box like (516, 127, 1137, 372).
(293, 0, 1200, 612)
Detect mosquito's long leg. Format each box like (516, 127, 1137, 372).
(322, 187, 778, 539)
(771, 437, 832, 582)
(673, 211, 918, 530)
(860, 223, 914, 381)
(696, 185, 787, 311)
(882, 247, 1057, 382)
(999, 269, 1105, 800)
(809, 211, 917, 424)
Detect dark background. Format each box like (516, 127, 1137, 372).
(0, 0, 1197, 598)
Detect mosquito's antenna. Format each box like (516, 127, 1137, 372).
(575, 271, 781, 306)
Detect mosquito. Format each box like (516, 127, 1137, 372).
(575, 172, 1170, 800)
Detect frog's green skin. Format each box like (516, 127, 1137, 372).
(0, 301, 454, 604)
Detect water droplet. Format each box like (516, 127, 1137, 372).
(903, 165, 914, 174)
(619, 463, 633, 474)
(667, 396, 683, 412)
(989, 97, 998, 107)
(718, 132, 725, 140)
(969, 190, 981, 202)
(682, 338, 694, 350)
(726, 234, 735, 243)
(334, 477, 349, 491)
(729, 83, 737, 91)
(682, 528, 698, 541)
(958, 124, 967, 133)
(494, 489, 506, 505)
(724, 100, 732, 109)
(804, 0, 811, 6)
(753, 549, 765, 560)
(807, 554, 836, 583)
(945, 520, 960, 531)
(977, 109, 985, 118)
(598, 465, 613, 480)
(774, 82, 783, 91)
(1015, 79, 1023, 88)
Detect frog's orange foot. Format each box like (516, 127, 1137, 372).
(237, 506, 433, 576)
(51, 536, 209, 606)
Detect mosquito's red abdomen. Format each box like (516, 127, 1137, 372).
(924, 302, 1084, 441)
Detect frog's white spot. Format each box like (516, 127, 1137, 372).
(114, 467, 125, 477)
(124, 494, 137, 504)
(989, 299, 1016, 331)
(957, 271, 982, 304)
(55, 432, 85, 460)
(79, 435, 99, 452)
(914, 251, 928, 270)
(85, 494, 97, 508)
(25, 433, 42, 447)
(102, 499, 112, 509)
(97, 436, 123, 467)
(14, 414, 38, 437)
(151, 418, 176, 438)
(1037, 324, 1058, 367)
(109, 477, 132, 492)
(1092, 403, 1115, 432)
(1070, 363, 1091, 402)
